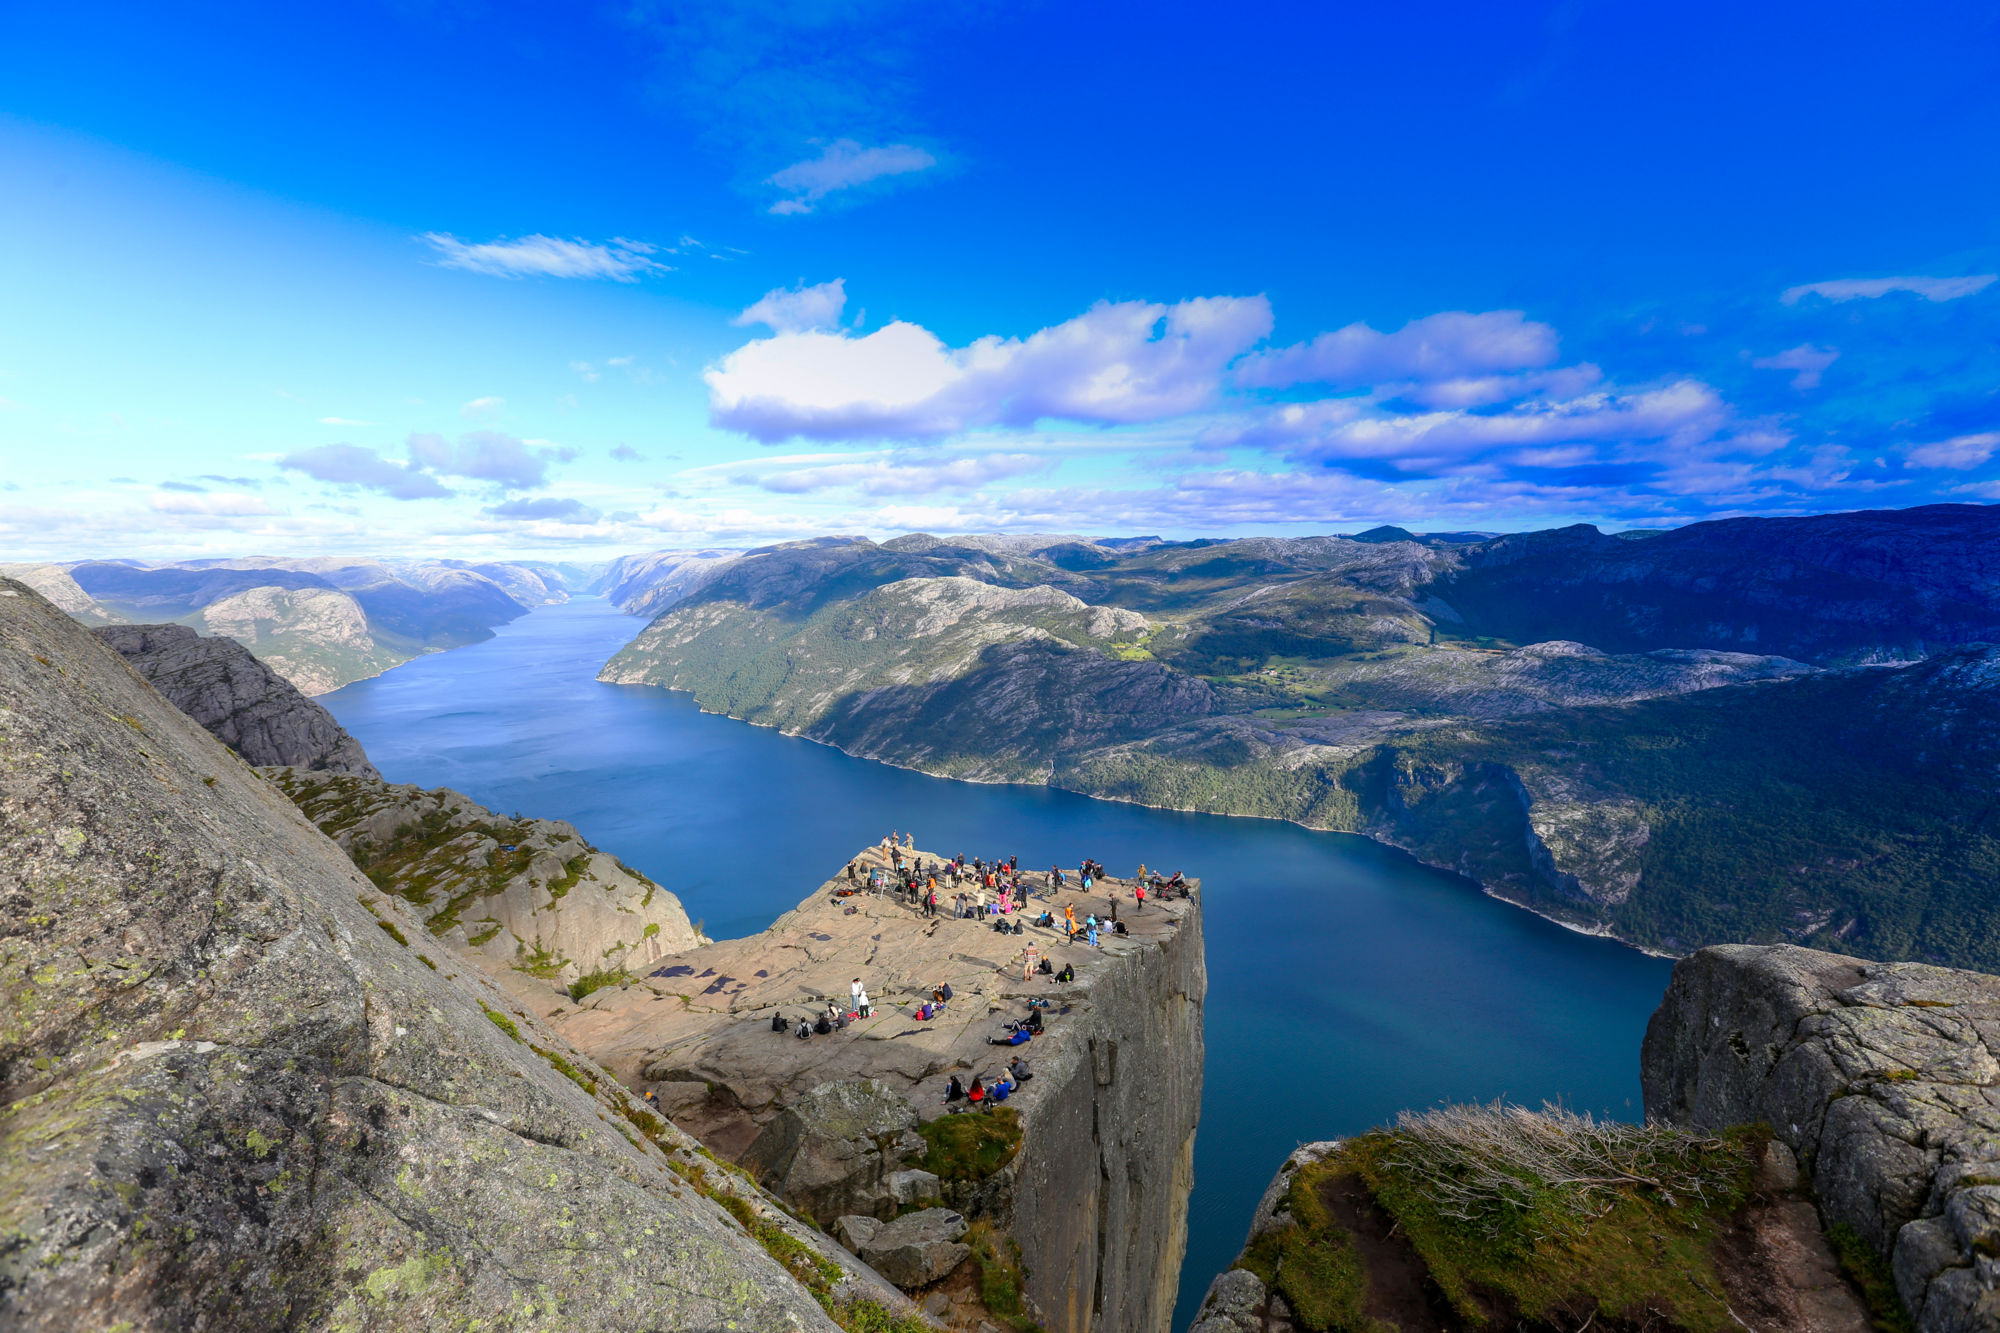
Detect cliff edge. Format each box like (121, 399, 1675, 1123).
(1644, 944, 2000, 1333)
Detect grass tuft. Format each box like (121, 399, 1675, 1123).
(917, 1107, 1022, 1182)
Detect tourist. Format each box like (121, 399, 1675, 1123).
(967, 1076, 985, 1105)
(770, 1011, 787, 1033)
(945, 1074, 965, 1103)
(990, 1073, 1013, 1102)
(1135, 883, 1146, 911)
(814, 1010, 833, 1035)
(796, 1018, 812, 1040)
(1008, 1055, 1032, 1083)
(1025, 1007, 1043, 1035)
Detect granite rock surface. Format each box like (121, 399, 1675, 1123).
(1, 578, 909, 1331)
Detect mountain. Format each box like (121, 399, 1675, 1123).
(66, 556, 537, 693)
(600, 505, 2000, 968)
(1, 579, 920, 1332)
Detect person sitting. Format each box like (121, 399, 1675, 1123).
(796, 1019, 812, 1040)
(1008, 1054, 1033, 1083)
(1024, 1007, 1044, 1035)
(814, 1012, 833, 1035)
(770, 1011, 787, 1032)
(1037, 957, 1054, 975)
(1056, 963, 1074, 984)
(967, 1076, 985, 1106)
(944, 1074, 965, 1103)
(988, 1026, 1030, 1046)
(939, 982, 954, 1002)
(989, 1074, 1013, 1102)
(917, 1001, 934, 1021)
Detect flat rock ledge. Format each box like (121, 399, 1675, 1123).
(556, 847, 1207, 1333)
(1644, 943, 2000, 1333)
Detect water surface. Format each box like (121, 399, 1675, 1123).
(325, 598, 1674, 1330)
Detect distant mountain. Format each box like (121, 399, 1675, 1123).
(599, 504, 2000, 967)
(65, 557, 539, 693)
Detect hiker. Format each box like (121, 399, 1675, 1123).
(1135, 883, 1146, 911)
(967, 1076, 985, 1106)
(1056, 963, 1074, 984)
(1008, 1054, 1033, 1083)
(945, 1074, 965, 1103)
(989, 1073, 1013, 1102)
(770, 1011, 787, 1033)
(796, 1018, 812, 1040)
(1025, 1007, 1043, 1035)
(814, 1011, 833, 1035)
(1037, 957, 1054, 975)
(850, 976, 866, 1011)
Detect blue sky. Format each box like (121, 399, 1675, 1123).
(2, 0, 1997, 559)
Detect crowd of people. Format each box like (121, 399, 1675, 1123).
(777, 833, 1195, 1112)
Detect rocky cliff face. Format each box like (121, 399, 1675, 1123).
(266, 767, 706, 992)
(554, 849, 1205, 1333)
(92, 619, 379, 777)
(0, 579, 918, 1332)
(1643, 944, 2000, 1333)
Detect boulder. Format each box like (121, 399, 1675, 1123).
(887, 1168, 942, 1207)
(859, 1208, 971, 1289)
(740, 1078, 922, 1221)
(833, 1215, 883, 1255)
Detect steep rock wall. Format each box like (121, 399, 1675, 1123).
(1004, 887, 1206, 1333)
(1643, 944, 2000, 1333)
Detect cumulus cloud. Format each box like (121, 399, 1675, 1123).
(767, 141, 936, 214)
(419, 233, 670, 281)
(1906, 432, 2000, 470)
(1225, 380, 1733, 477)
(1751, 343, 1840, 390)
(735, 279, 847, 334)
(483, 496, 603, 523)
(460, 396, 505, 421)
(408, 431, 576, 489)
(708, 295, 1274, 441)
(1780, 275, 1996, 305)
(279, 444, 453, 500)
(1234, 310, 1559, 389)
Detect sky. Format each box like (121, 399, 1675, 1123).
(1, 0, 1997, 560)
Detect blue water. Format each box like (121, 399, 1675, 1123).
(324, 598, 1674, 1330)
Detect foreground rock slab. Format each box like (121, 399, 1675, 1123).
(0, 578, 907, 1331)
(1645, 943, 2000, 1333)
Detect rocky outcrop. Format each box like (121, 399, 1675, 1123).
(556, 848, 1206, 1332)
(0, 562, 124, 623)
(265, 767, 706, 991)
(1643, 944, 2000, 1333)
(0, 578, 920, 1331)
(860, 1209, 971, 1288)
(93, 620, 379, 777)
(741, 1078, 929, 1223)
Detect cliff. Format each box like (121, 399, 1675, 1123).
(0, 579, 929, 1331)
(94, 620, 379, 777)
(1644, 944, 2000, 1333)
(192, 584, 403, 695)
(266, 766, 707, 995)
(553, 847, 1206, 1333)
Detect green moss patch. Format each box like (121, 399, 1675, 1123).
(918, 1107, 1022, 1182)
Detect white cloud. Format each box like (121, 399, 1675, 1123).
(607, 355, 635, 368)
(733, 451, 1050, 496)
(708, 295, 1274, 441)
(483, 496, 603, 524)
(409, 431, 576, 489)
(1226, 380, 1732, 475)
(1751, 343, 1839, 390)
(569, 361, 600, 383)
(735, 279, 848, 334)
(419, 233, 671, 281)
(460, 396, 505, 421)
(279, 444, 454, 500)
(1780, 275, 1996, 305)
(318, 416, 375, 426)
(767, 140, 937, 214)
(1398, 364, 1604, 410)
(1906, 432, 2000, 470)
(1234, 310, 1559, 389)
(147, 491, 277, 516)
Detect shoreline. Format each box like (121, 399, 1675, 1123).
(594, 665, 1682, 963)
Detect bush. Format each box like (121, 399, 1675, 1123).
(567, 967, 630, 1002)
(917, 1107, 1022, 1181)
